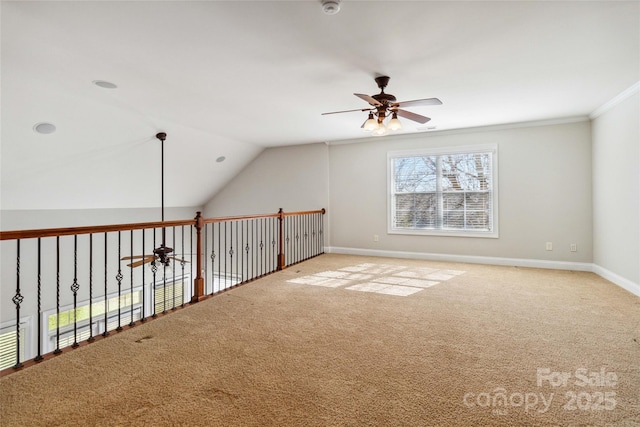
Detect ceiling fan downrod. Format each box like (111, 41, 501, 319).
(156, 132, 167, 223)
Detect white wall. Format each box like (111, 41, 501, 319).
(204, 143, 329, 218)
(328, 121, 593, 265)
(592, 89, 640, 287)
(1, 207, 202, 231)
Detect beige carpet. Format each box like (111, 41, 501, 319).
(1, 254, 639, 426)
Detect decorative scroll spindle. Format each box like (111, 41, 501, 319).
(12, 240, 24, 368)
(71, 235, 80, 348)
(210, 223, 215, 294)
(115, 231, 123, 331)
(151, 228, 158, 317)
(54, 237, 62, 354)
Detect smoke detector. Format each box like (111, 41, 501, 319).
(322, 0, 340, 15)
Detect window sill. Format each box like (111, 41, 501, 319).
(388, 228, 499, 238)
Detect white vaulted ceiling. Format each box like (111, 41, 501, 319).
(1, 1, 638, 211)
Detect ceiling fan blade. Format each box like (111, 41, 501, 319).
(126, 256, 156, 268)
(396, 109, 431, 124)
(121, 255, 152, 260)
(322, 108, 371, 115)
(354, 93, 382, 106)
(394, 98, 443, 108)
(167, 256, 190, 263)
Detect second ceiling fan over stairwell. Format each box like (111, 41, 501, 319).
(120, 132, 189, 269)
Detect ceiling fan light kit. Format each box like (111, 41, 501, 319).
(323, 75, 442, 137)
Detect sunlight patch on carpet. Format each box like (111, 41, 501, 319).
(286, 263, 465, 296)
(287, 276, 350, 288)
(345, 282, 423, 296)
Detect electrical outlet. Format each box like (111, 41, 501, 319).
(570, 243, 577, 252)
(373, 235, 379, 242)
(546, 242, 553, 251)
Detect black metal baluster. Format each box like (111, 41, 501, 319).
(129, 230, 134, 326)
(259, 219, 264, 277)
(314, 214, 322, 255)
(172, 227, 176, 310)
(103, 233, 109, 337)
(244, 220, 249, 283)
(189, 225, 193, 301)
(302, 215, 307, 261)
(320, 212, 324, 253)
(217, 222, 221, 292)
(204, 223, 209, 294)
(55, 236, 61, 353)
(181, 225, 186, 307)
(71, 235, 80, 348)
(161, 226, 167, 313)
(299, 215, 303, 262)
(293, 215, 297, 265)
(252, 219, 256, 280)
(271, 218, 276, 272)
(235, 221, 238, 285)
(285, 217, 290, 267)
(12, 240, 24, 368)
(224, 222, 228, 289)
(162, 258, 167, 314)
(307, 215, 311, 258)
(315, 214, 322, 255)
(294, 216, 299, 264)
(115, 231, 123, 331)
(241, 221, 244, 281)
(229, 222, 234, 287)
(88, 234, 95, 341)
(35, 238, 44, 360)
(311, 215, 316, 258)
(141, 230, 146, 322)
(151, 229, 158, 318)
(209, 223, 215, 294)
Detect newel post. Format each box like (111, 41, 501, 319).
(191, 211, 206, 302)
(277, 208, 286, 271)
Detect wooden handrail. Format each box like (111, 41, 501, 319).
(0, 219, 196, 241)
(0, 207, 326, 375)
(0, 209, 327, 241)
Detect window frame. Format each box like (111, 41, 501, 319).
(0, 318, 31, 370)
(387, 144, 499, 238)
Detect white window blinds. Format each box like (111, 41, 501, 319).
(389, 145, 498, 237)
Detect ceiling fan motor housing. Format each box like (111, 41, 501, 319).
(372, 93, 397, 105)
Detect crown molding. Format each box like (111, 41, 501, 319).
(590, 81, 640, 119)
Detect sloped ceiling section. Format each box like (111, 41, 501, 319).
(1, 1, 638, 211)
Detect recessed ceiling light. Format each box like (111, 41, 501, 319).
(216, 156, 226, 163)
(92, 80, 117, 89)
(33, 122, 56, 134)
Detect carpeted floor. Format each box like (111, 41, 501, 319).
(1, 254, 639, 426)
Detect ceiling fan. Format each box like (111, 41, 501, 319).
(322, 75, 442, 136)
(120, 132, 189, 269)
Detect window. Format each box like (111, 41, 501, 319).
(388, 144, 498, 237)
(42, 274, 189, 354)
(0, 320, 29, 370)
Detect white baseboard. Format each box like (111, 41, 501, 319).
(325, 246, 639, 298)
(592, 264, 640, 298)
